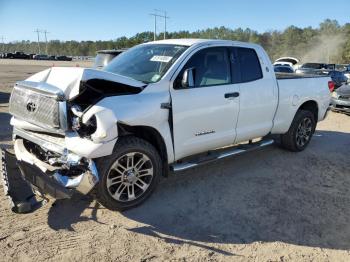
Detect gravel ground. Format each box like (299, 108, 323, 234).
(0, 59, 350, 262)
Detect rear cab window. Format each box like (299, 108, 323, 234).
(231, 47, 263, 83)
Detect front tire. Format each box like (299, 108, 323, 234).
(280, 110, 316, 152)
(95, 137, 162, 211)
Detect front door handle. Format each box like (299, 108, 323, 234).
(224, 92, 240, 99)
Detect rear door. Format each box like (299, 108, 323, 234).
(231, 47, 278, 142)
(170, 47, 240, 160)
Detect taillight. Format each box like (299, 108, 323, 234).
(328, 81, 335, 92)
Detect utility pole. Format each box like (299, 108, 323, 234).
(149, 12, 158, 41)
(43, 30, 49, 55)
(155, 9, 170, 39)
(0, 36, 5, 53)
(34, 29, 41, 54)
(150, 10, 169, 41)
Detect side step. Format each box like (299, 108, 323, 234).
(171, 139, 274, 172)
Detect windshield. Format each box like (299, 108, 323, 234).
(104, 44, 188, 83)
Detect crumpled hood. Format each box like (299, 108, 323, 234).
(25, 67, 145, 100)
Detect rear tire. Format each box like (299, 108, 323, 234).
(280, 110, 316, 152)
(95, 136, 162, 211)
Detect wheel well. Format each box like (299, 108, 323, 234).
(117, 123, 169, 176)
(298, 100, 318, 121)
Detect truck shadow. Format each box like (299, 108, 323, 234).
(47, 196, 105, 231)
(47, 130, 350, 252)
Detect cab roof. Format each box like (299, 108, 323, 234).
(148, 38, 260, 48)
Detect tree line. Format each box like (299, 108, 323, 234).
(2, 19, 350, 64)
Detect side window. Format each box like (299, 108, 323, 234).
(235, 47, 263, 83)
(175, 47, 231, 88)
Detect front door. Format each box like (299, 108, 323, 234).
(170, 47, 240, 160)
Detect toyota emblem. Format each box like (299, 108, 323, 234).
(26, 101, 37, 113)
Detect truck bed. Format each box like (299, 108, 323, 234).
(271, 72, 331, 135)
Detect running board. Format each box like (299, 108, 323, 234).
(171, 139, 274, 172)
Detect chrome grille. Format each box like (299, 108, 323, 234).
(9, 84, 60, 128)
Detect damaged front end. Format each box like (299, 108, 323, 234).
(0, 138, 99, 213)
(1, 67, 144, 213)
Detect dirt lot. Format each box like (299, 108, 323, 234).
(0, 59, 350, 262)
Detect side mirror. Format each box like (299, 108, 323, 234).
(181, 68, 195, 88)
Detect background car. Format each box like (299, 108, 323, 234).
(274, 65, 294, 73)
(33, 54, 49, 60)
(93, 49, 127, 69)
(328, 70, 348, 88)
(28, 54, 37, 59)
(343, 65, 350, 83)
(330, 84, 350, 114)
(273, 57, 299, 70)
(56, 55, 72, 61)
(12, 51, 30, 59)
(296, 63, 335, 75)
(3, 52, 14, 58)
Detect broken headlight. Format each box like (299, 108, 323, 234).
(70, 105, 97, 137)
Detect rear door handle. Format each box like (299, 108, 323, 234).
(224, 92, 240, 99)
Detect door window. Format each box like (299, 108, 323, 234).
(175, 47, 231, 88)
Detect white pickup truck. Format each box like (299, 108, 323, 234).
(1, 39, 332, 213)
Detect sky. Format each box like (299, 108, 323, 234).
(0, 0, 349, 42)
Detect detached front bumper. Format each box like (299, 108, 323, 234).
(0, 138, 99, 213)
